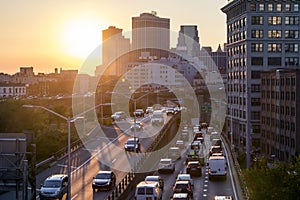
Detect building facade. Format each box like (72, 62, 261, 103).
(261, 69, 300, 162)
(100, 26, 131, 76)
(176, 25, 201, 57)
(221, 0, 300, 160)
(132, 12, 170, 60)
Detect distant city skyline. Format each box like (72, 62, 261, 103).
(0, 0, 228, 74)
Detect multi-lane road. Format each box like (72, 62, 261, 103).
(19, 112, 239, 200)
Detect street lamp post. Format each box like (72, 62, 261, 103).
(23, 105, 83, 200)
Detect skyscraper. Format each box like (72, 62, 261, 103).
(176, 25, 200, 57)
(222, 1, 300, 165)
(132, 12, 170, 60)
(100, 26, 130, 76)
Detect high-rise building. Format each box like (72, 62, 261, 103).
(132, 12, 170, 60)
(221, 1, 300, 164)
(176, 25, 200, 57)
(260, 69, 300, 162)
(100, 26, 131, 76)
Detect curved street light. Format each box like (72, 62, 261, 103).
(22, 104, 84, 200)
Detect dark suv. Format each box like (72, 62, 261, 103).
(92, 171, 116, 191)
(173, 180, 193, 198)
(39, 174, 68, 200)
(186, 161, 202, 176)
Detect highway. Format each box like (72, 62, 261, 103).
(35, 113, 171, 200)
(34, 113, 238, 200)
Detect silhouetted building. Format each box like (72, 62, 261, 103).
(176, 25, 200, 57)
(132, 12, 170, 60)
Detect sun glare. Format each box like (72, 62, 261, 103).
(61, 18, 102, 59)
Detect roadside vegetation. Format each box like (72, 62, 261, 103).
(0, 99, 80, 162)
(237, 152, 300, 200)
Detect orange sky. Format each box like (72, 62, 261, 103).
(0, 0, 228, 75)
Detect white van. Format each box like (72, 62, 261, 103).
(208, 155, 227, 180)
(135, 181, 162, 200)
(151, 110, 164, 126)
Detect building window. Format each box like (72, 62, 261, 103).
(268, 57, 281, 66)
(285, 57, 299, 66)
(251, 57, 263, 65)
(268, 16, 282, 25)
(276, 4, 282, 12)
(294, 4, 299, 12)
(268, 43, 282, 52)
(268, 3, 273, 11)
(251, 43, 263, 52)
(285, 44, 299, 52)
(251, 71, 261, 79)
(286, 4, 291, 11)
(250, 3, 256, 11)
(285, 16, 299, 25)
(259, 3, 265, 11)
(251, 30, 264, 38)
(268, 30, 282, 38)
(252, 16, 264, 25)
(285, 30, 299, 38)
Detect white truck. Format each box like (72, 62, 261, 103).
(151, 110, 164, 126)
(208, 155, 227, 180)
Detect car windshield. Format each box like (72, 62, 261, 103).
(127, 140, 137, 144)
(95, 173, 111, 179)
(43, 180, 61, 188)
(177, 175, 190, 180)
(145, 177, 158, 182)
(175, 183, 188, 190)
(160, 160, 171, 165)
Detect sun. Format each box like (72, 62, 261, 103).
(61, 18, 102, 59)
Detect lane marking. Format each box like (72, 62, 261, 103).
(112, 158, 117, 163)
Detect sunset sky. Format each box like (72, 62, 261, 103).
(0, 0, 228, 75)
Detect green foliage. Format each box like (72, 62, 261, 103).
(0, 99, 80, 162)
(244, 157, 300, 200)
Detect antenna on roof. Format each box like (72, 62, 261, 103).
(151, 11, 157, 16)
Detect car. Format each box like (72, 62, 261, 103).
(166, 107, 175, 115)
(130, 122, 143, 132)
(111, 111, 126, 121)
(144, 175, 164, 191)
(185, 149, 204, 166)
(145, 106, 154, 114)
(173, 180, 193, 198)
(134, 109, 145, 117)
(124, 137, 141, 152)
(151, 110, 164, 126)
(39, 174, 68, 200)
(176, 174, 193, 187)
(186, 161, 202, 176)
(212, 138, 222, 147)
(195, 137, 204, 144)
(92, 171, 116, 192)
(193, 131, 203, 141)
(209, 146, 223, 156)
(190, 141, 201, 152)
(171, 193, 190, 200)
(158, 158, 175, 173)
(214, 196, 233, 200)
